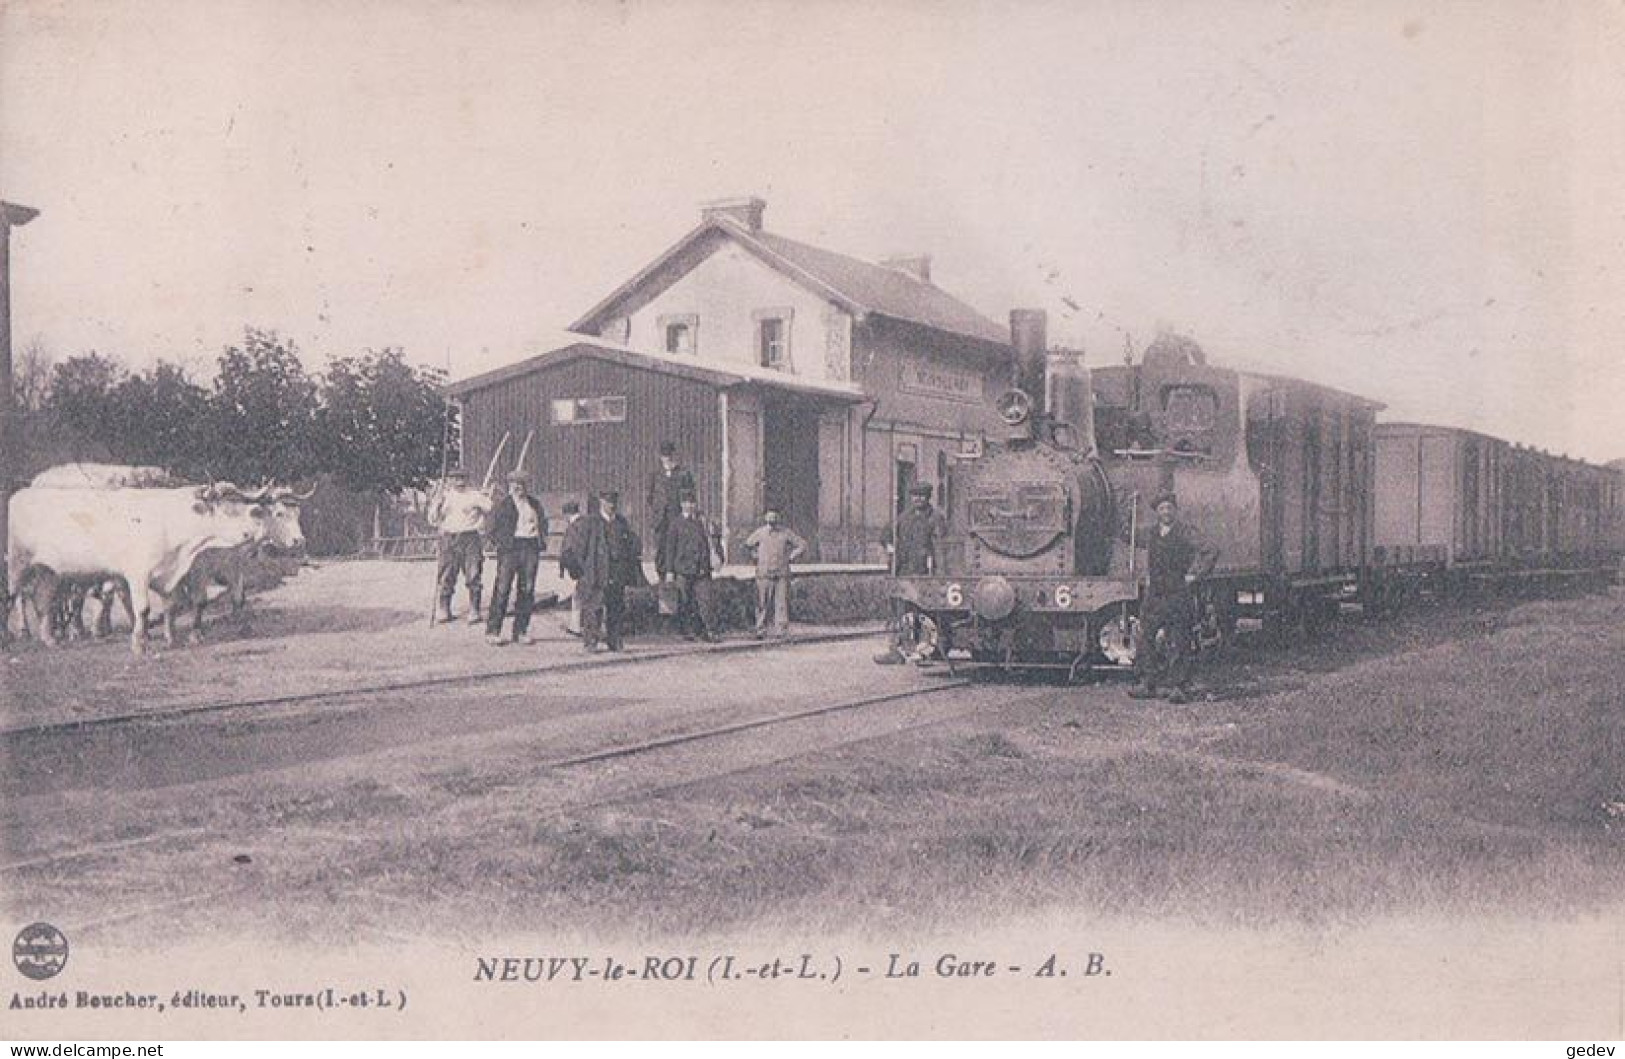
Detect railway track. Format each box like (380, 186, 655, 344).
(0, 625, 881, 739)
(0, 670, 979, 879)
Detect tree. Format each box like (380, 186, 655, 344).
(113, 362, 211, 475)
(45, 352, 126, 449)
(316, 347, 449, 495)
(203, 329, 321, 485)
(13, 338, 54, 414)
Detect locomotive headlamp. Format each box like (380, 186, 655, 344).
(995, 389, 1032, 427)
(971, 576, 1018, 621)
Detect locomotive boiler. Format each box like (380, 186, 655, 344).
(890, 309, 1384, 673)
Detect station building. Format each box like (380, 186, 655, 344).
(448, 198, 1012, 562)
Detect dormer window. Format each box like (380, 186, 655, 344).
(658, 313, 698, 356)
(754, 307, 793, 371)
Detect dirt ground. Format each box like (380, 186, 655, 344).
(1, 558, 876, 731)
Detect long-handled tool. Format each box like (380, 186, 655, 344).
(427, 396, 458, 628)
(480, 431, 512, 492)
(511, 428, 535, 477)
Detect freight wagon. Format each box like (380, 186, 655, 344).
(1372, 423, 1622, 604)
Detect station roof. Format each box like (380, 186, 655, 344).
(447, 335, 869, 403)
(569, 217, 1008, 347)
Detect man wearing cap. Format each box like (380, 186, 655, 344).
(556, 499, 585, 636)
(648, 442, 696, 583)
(745, 508, 806, 639)
(875, 483, 950, 664)
(889, 483, 948, 576)
(574, 491, 641, 652)
(1129, 492, 1216, 704)
(668, 491, 722, 643)
(428, 469, 493, 624)
(485, 471, 548, 646)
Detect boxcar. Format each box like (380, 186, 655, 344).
(1091, 355, 1382, 633)
(1373, 423, 1621, 593)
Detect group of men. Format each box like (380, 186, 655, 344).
(428, 441, 810, 652)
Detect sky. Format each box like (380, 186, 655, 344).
(3, 0, 1622, 460)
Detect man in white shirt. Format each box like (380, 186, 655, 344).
(485, 471, 548, 646)
(428, 469, 492, 624)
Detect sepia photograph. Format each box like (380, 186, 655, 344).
(2, 0, 1623, 1041)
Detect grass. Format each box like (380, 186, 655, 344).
(26, 587, 1625, 949)
(379, 590, 1620, 937)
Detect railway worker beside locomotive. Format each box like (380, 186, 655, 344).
(875, 483, 949, 664)
(484, 471, 548, 646)
(428, 469, 492, 624)
(745, 508, 807, 639)
(1129, 492, 1217, 704)
(648, 441, 696, 584)
(668, 491, 722, 643)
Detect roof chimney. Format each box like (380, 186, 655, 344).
(880, 255, 932, 284)
(701, 196, 766, 232)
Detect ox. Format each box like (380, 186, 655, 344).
(30, 463, 185, 489)
(168, 485, 310, 640)
(7, 485, 268, 654)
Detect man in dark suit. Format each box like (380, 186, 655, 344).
(668, 491, 722, 642)
(1129, 492, 1216, 703)
(567, 491, 642, 653)
(648, 441, 696, 583)
(485, 471, 548, 646)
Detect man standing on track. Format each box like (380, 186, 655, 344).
(1129, 492, 1216, 704)
(428, 469, 492, 624)
(485, 471, 548, 646)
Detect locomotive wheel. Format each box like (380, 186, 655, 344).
(898, 608, 943, 660)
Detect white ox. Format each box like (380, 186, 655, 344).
(7, 485, 268, 654)
(170, 484, 310, 639)
(31, 463, 186, 489)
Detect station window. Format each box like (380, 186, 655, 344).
(550, 396, 627, 425)
(659, 313, 698, 356)
(754, 307, 794, 370)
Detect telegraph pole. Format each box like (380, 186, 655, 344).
(1, 200, 40, 631)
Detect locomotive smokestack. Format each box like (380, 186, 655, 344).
(1010, 309, 1048, 415)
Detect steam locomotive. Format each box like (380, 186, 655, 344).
(889, 310, 1622, 674)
